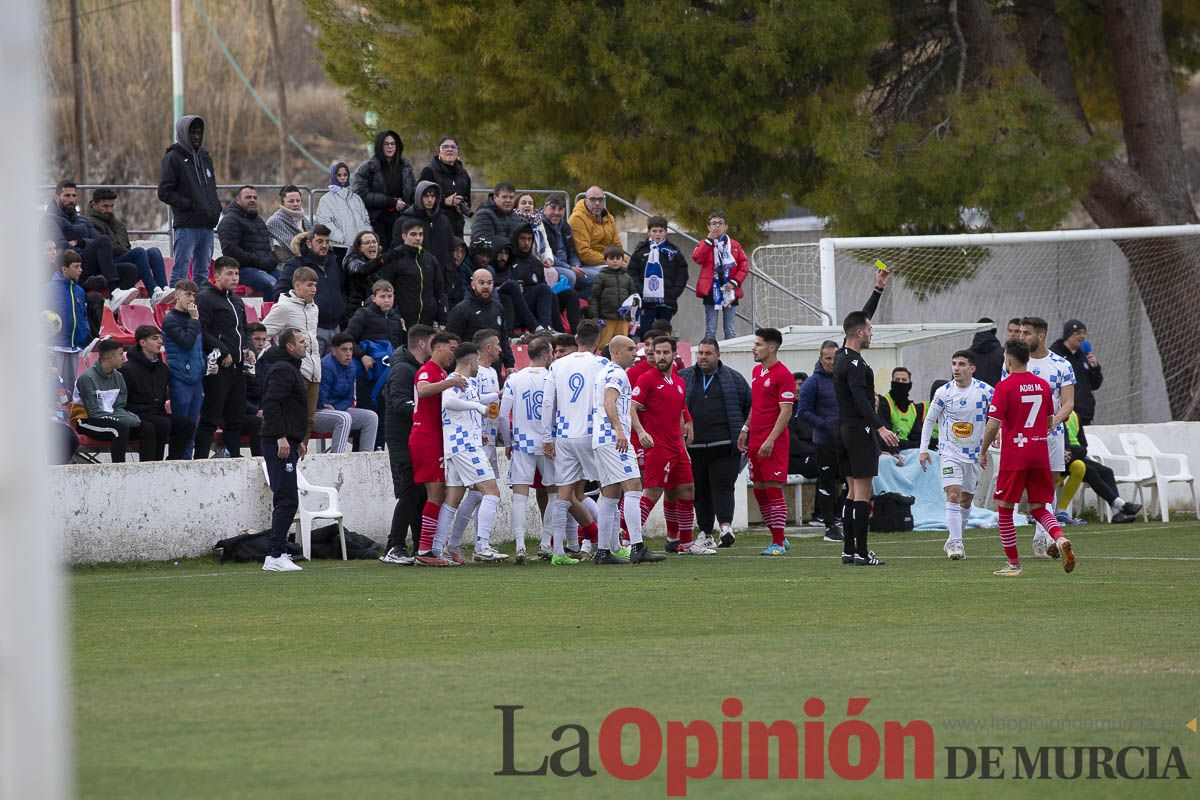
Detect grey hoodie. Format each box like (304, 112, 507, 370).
(157, 115, 222, 229)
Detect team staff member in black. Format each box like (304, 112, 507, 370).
(834, 311, 899, 566)
(260, 328, 310, 573)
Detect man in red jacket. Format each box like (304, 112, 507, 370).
(692, 210, 750, 341)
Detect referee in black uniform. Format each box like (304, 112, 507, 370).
(833, 311, 899, 565)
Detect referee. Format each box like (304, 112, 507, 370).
(833, 311, 899, 566)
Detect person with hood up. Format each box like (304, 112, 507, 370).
(157, 115, 222, 286)
(315, 161, 371, 262)
(509, 222, 555, 331)
(796, 340, 845, 541)
(489, 234, 544, 334)
(273, 225, 346, 353)
(378, 218, 446, 329)
(968, 316, 1005, 387)
(418, 136, 472, 237)
(352, 130, 416, 250)
(568, 186, 621, 282)
(397, 180, 456, 312)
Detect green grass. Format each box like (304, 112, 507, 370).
(73, 522, 1200, 799)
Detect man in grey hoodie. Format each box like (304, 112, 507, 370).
(157, 115, 222, 287)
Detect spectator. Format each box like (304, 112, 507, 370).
(47, 250, 91, 393)
(788, 372, 819, 480)
(876, 366, 926, 455)
(161, 280, 206, 458)
(471, 182, 523, 243)
(681, 337, 751, 548)
(1005, 317, 1023, 344)
(341, 230, 386, 326)
(510, 223, 556, 331)
(1051, 320, 1103, 425)
(245, 322, 271, 418)
(345, 279, 404, 445)
(588, 245, 637, 348)
(45, 180, 139, 307)
(119, 325, 195, 460)
(398, 180, 456, 310)
(263, 265, 323, 438)
(73, 337, 155, 463)
(216, 185, 281, 301)
(1064, 411, 1142, 523)
(274, 225, 346, 353)
(418, 136, 472, 238)
(314, 332, 379, 452)
(157, 115, 221, 286)
(193, 258, 252, 458)
(796, 340, 844, 540)
(542, 194, 587, 293)
(568, 186, 620, 284)
(352, 129, 415, 250)
(516, 193, 555, 267)
(49, 352, 80, 465)
(259, 327, 309, 572)
(627, 215, 688, 331)
(451, 236, 471, 303)
(968, 316, 1004, 387)
(446, 269, 515, 370)
(266, 185, 311, 263)
(377, 218, 446, 329)
(692, 210, 749, 341)
(315, 161, 371, 263)
(86, 188, 173, 305)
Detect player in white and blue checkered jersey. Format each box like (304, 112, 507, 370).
(498, 338, 556, 561)
(919, 350, 994, 561)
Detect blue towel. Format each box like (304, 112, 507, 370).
(872, 449, 1026, 530)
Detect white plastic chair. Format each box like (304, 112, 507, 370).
(261, 461, 347, 560)
(1081, 436, 1150, 522)
(1117, 433, 1198, 523)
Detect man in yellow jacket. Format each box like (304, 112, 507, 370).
(569, 186, 621, 292)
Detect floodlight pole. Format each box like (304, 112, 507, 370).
(0, 1, 69, 798)
(172, 0, 184, 120)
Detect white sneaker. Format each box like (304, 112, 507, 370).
(108, 287, 139, 310)
(150, 286, 176, 306)
(680, 541, 717, 555)
(263, 554, 302, 572)
(695, 533, 716, 550)
(472, 545, 509, 562)
(1031, 533, 1050, 559)
(944, 540, 966, 560)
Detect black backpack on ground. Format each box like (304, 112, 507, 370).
(214, 524, 382, 563)
(869, 492, 915, 532)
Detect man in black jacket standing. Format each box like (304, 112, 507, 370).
(681, 338, 751, 549)
(446, 269, 515, 370)
(194, 257, 252, 458)
(158, 115, 222, 287)
(119, 325, 195, 460)
(380, 324, 436, 565)
(216, 185, 280, 300)
(968, 317, 1005, 387)
(260, 328, 309, 573)
(1051, 319, 1103, 425)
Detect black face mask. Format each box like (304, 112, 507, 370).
(890, 381, 911, 402)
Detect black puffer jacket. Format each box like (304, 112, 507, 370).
(345, 300, 406, 349)
(119, 347, 171, 416)
(196, 283, 248, 365)
(259, 347, 308, 442)
(470, 195, 524, 243)
(446, 290, 514, 369)
(508, 222, 546, 289)
(396, 179, 457, 308)
(157, 115, 222, 230)
(216, 202, 278, 271)
(341, 249, 387, 327)
(352, 129, 416, 223)
(418, 156, 472, 237)
(627, 238, 689, 307)
(377, 243, 446, 328)
(969, 327, 1005, 388)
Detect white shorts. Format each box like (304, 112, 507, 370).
(482, 443, 499, 475)
(554, 438, 597, 485)
(445, 445, 497, 488)
(594, 444, 640, 487)
(940, 458, 982, 494)
(1048, 429, 1065, 473)
(508, 449, 556, 487)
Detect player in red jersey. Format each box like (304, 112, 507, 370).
(631, 336, 713, 555)
(410, 330, 466, 566)
(979, 340, 1075, 576)
(737, 328, 796, 556)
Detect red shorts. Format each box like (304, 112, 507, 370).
(411, 441, 446, 484)
(748, 436, 789, 484)
(993, 468, 1055, 505)
(642, 447, 694, 489)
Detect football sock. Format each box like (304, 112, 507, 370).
(959, 504, 971, 531)
(640, 494, 655, 527)
(764, 487, 787, 546)
(676, 498, 695, 547)
(1056, 459, 1085, 513)
(998, 506, 1020, 565)
(540, 501, 553, 548)
(475, 495, 500, 549)
(581, 496, 600, 528)
(598, 496, 619, 551)
(432, 502, 456, 554)
(624, 491, 645, 545)
(841, 497, 855, 555)
(510, 492, 528, 553)
(852, 500, 871, 558)
(1111, 497, 1126, 514)
(551, 499, 570, 556)
(581, 521, 599, 546)
(1030, 506, 1064, 541)
(664, 499, 679, 538)
(447, 490, 482, 548)
(418, 500, 440, 553)
(567, 519, 580, 550)
(946, 501, 963, 543)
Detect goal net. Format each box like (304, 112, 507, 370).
(818, 226, 1200, 424)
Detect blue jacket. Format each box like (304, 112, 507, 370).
(319, 353, 357, 411)
(48, 273, 90, 349)
(797, 360, 839, 446)
(680, 362, 751, 451)
(161, 307, 206, 386)
(46, 203, 100, 251)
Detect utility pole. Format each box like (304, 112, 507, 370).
(264, 0, 290, 183)
(171, 0, 184, 122)
(69, 0, 87, 182)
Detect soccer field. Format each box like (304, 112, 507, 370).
(72, 522, 1200, 799)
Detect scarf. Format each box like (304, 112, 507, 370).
(643, 241, 666, 304)
(709, 235, 735, 305)
(328, 161, 349, 194)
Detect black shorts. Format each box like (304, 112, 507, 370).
(837, 422, 881, 478)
